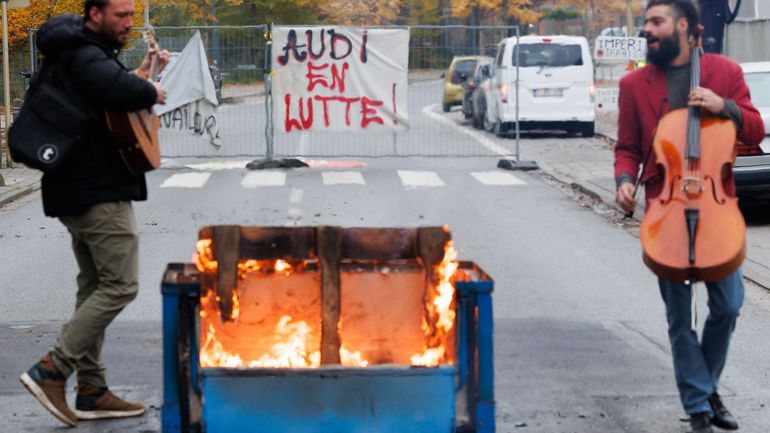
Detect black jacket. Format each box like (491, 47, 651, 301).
(37, 14, 157, 217)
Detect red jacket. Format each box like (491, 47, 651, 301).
(614, 54, 765, 202)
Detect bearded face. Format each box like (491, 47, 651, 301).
(646, 30, 682, 67)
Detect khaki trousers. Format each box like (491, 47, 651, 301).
(50, 201, 139, 387)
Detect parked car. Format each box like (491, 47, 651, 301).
(486, 35, 596, 137)
(470, 65, 494, 130)
(461, 57, 493, 119)
(441, 55, 488, 112)
(735, 62, 770, 194)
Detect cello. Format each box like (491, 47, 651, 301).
(639, 27, 745, 283)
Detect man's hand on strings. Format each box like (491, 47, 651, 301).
(688, 86, 725, 115)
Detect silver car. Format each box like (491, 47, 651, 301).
(736, 62, 770, 194)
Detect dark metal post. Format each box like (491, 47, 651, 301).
(498, 25, 538, 171)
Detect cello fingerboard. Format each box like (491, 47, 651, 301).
(686, 45, 701, 161)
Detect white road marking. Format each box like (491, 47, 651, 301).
(471, 171, 528, 185)
(241, 171, 286, 187)
(159, 172, 212, 188)
(322, 171, 366, 185)
(397, 170, 445, 188)
(421, 104, 511, 156)
(289, 188, 304, 203)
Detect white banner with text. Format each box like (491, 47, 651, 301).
(272, 26, 410, 133)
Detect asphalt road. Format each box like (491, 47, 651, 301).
(2, 151, 770, 432)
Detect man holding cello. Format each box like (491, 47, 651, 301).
(614, 1, 764, 432)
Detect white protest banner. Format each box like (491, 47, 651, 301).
(156, 31, 221, 147)
(272, 26, 409, 133)
(594, 37, 647, 62)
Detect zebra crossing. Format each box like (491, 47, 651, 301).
(156, 169, 529, 189)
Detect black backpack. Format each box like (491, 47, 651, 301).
(8, 56, 93, 174)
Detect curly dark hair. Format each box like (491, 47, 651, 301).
(646, 0, 701, 37)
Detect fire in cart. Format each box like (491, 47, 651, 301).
(161, 225, 495, 433)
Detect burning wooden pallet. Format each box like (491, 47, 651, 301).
(161, 225, 495, 433)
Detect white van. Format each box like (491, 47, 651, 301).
(486, 35, 596, 137)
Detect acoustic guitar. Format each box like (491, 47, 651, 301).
(106, 28, 161, 175)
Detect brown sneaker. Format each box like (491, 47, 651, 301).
(19, 354, 77, 427)
(74, 383, 145, 420)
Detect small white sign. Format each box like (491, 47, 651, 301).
(594, 37, 647, 62)
(596, 87, 620, 112)
(8, 0, 31, 9)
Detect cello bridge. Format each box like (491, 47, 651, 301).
(681, 177, 703, 197)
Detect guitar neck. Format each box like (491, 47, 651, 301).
(146, 29, 160, 81)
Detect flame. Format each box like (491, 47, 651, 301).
(238, 259, 262, 279)
(230, 288, 240, 320)
(249, 316, 320, 368)
(410, 240, 458, 367)
(410, 347, 445, 367)
(200, 323, 244, 367)
(193, 238, 217, 272)
(196, 235, 456, 369)
(200, 312, 369, 368)
(341, 346, 369, 367)
(274, 259, 293, 275)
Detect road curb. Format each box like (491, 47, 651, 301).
(0, 180, 40, 208)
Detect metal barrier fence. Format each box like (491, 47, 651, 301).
(122, 25, 269, 157)
(22, 24, 520, 159)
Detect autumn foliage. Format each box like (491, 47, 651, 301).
(6, 0, 147, 48)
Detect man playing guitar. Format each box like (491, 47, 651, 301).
(19, 0, 169, 427)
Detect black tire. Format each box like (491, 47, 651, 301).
(494, 121, 506, 138)
(581, 122, 595, 137)
(483, 112, 495, 133)
(473, 101, 485, 129)
(442, 102, 450, 113)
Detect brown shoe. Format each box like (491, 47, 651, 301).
(19, 354, 77, 427)
(74, 383, 145, 420)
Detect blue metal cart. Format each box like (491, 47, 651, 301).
(160, 228, 495, 433)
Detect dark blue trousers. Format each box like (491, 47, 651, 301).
(658, 269, 744, 415)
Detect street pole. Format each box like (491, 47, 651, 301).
(2, 0, 12, 169)
(626, 0, 635, 37)
(497, 24, 538, 172)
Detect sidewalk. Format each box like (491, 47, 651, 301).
(0, 166, 41, 208)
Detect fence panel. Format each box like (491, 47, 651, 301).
(120, 25, 269, 158)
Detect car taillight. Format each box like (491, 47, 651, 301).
(589, 84, 596, 102)
(737, 142, 764, 156)
(500, 83, 509, 103)
(482, 82, 489, 92)
(469, 84, 477, 91)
